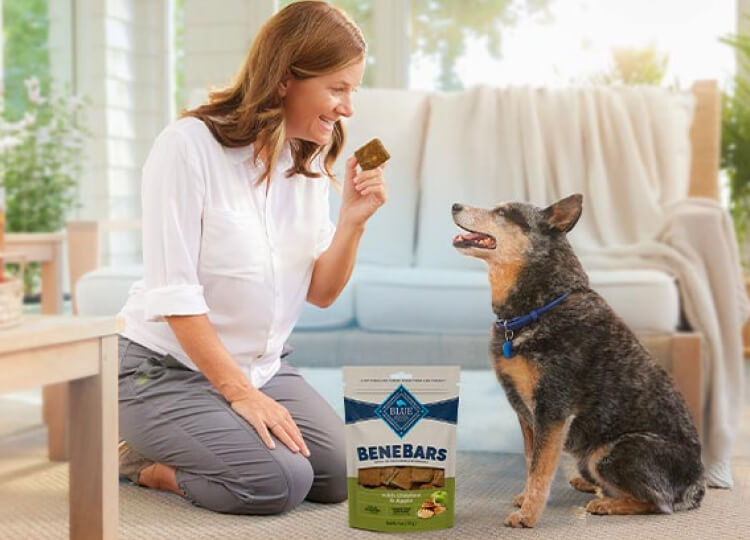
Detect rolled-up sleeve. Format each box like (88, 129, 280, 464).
(141, 128, 209, 321)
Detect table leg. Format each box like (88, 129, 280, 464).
(42, 383, 69, 461)
(69, 335, 118, 539)
(671, 333, 703, 440)
(41, 256, 64, 315)
(41, 253, 69, 460)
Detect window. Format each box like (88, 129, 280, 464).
(410, 0, 551, 91)
(2, 0, 51, 120)
(409, 0, 736, 90)
(174, 0, 185, 114)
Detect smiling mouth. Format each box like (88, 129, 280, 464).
(319, 116, 335, 130)
(452, 225, 497, 249)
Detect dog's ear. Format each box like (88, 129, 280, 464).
(542, 194, 583, 233)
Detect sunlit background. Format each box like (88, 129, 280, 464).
(0, 0, 746, 270)
(411, 0, 737, 89)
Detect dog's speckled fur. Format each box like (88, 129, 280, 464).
(452, 194, 704, 528)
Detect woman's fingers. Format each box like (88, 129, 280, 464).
(271, 424, 299, 453)
(353, 169, 381, 185)
(285, 417, 310, 457)
(360, 185, 387, 199)
(233, 395, 310, 457)
(270, 416, 310, 457)
(345, 156, 358, 184)
(353, 177, 384, 192)
(252, 417, 276, 450)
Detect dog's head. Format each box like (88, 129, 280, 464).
(451, 194, 583, 260)
(452, 194, 585, 309)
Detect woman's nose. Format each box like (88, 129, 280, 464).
(336, 96, 354, 118)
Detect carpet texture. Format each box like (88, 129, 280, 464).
(1, 443, 748, 539)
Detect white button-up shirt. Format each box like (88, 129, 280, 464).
(120, 117, 336, 388)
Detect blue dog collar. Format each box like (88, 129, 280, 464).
(495, 293, 571, 359)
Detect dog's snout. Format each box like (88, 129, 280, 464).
(452, 203, 463, 214)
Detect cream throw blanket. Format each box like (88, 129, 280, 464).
(418, 85, 749, 487)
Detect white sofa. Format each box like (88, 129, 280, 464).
(72, 85, 718, 425)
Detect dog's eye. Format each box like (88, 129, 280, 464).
(498, 207, 531, 232)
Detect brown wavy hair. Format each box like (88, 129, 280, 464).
(182, 1, 366, 184)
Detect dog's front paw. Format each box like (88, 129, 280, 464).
(570, 477, 598, 493)
(512, 491, 526, 507)
(504, 510, 536, 528)
(585, 498, 613, 515)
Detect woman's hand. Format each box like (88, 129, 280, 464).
(231, 389, 310, 457)
(338, 156, 387, 228)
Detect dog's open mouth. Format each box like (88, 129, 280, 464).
(452, 227, 497, 250)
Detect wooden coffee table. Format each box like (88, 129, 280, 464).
(0, 315, 120, 539)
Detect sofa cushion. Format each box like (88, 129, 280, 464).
(295, 281, 355, 329)
(75, 263, 356, 329)
(331, 88, 429, 266)
(76, 265, 680, 335)
(75, 264, 144, 316)
(354, 264, 679, 334)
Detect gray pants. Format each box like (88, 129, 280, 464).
(118, 336, 347, 515)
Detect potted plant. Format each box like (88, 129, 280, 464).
(720, 28, 750, 354)
(720, 30, 750, 267)
(0, 77, 87, 296)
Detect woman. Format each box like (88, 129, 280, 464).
(117, 1, 386, 515)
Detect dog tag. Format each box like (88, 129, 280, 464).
(502, 340, 513, 358)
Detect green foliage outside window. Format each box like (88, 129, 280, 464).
(279, 0, 551, 91)
(410, 0, 550, 90)
(720, 29, 750, 254)
(2, 0, 51, 121)
(2, 0, 88, 293)
(590, 46, 670, 87)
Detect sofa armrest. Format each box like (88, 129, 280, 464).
(688, 80, 720, 200)
(66, 220, 141, 314)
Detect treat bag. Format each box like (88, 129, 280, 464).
(344, 366, 460, 533)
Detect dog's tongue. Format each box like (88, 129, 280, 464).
(453, 233, 487, 243)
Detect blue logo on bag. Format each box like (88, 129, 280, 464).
(374, 385, 428, 438)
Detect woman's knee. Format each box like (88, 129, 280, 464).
(183, 453, 314, 515)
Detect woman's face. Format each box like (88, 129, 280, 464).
(280, 58, 365, 145)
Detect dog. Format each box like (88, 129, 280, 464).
(452, 194, 704, 528)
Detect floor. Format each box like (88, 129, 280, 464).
(0, 304, 748, 538)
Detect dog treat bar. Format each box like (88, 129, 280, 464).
(354, 138, 390, 170)
(358, 466, 445, 490)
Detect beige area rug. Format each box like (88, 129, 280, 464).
(1, 428, 748, 540)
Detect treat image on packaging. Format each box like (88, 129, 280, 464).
(343, 367, 459, 533)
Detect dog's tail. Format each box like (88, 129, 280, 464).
(673, 478, 706, 512)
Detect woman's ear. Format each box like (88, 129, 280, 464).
(278, 80, 288, 98)
(278, 76, 292, 98)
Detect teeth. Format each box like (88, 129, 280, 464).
(453, 231, 495, 248)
